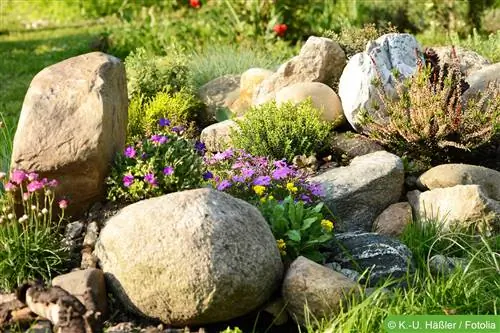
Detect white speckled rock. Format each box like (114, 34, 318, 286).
(432, 46, 491, 76)
(324, 232, 415, 287)
(338, 33, 422, 131)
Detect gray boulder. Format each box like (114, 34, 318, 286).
(94, 188, 283, 326)
(432, 46, 491, 76)
(338, 33, 422, 131)
(198, 75, 240, 122)
(310, 151, 404, 231)
(324, 232, 415, 287)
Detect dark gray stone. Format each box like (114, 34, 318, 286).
(324, 231, 415, 287)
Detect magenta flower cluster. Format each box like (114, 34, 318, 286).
(204, 148, 324, 204)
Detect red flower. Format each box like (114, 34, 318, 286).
(273, 23, 288, 37)
(189, 0, 201, 8)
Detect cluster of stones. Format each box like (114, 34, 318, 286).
(2, 31, 499, 332)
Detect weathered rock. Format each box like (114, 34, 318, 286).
(331, 132, 384, 159)
(229, 68, 274, 116)
(428, 255, 468, 276)
(262, 297, 289, 326)
(253, 36, 346, 105)
(372, 202, 413, 237)
(200, 120, 238, 152)
(10, 52, 128, 217)
(324, 232, 415, 287)
(282, 256, 359, 326)
(83, 221, 99, 248)
(407, 185, 500, 234)
(52, 268, 108, 319)
(275, 82, 345, 125)
(417, 164, 500, 201)
(94, 188, 283, 326)
(463, 62, 500, 100)
(198, 75, 240, 122)
(310, 151, 404, 231)
(432, 46, 491, 76)
(338, 33, 422, 131)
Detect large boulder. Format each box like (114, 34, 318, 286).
(253, 36, 346, 105)
(324, 232, 415, 287)
(310, 151, 404, 231)
(282, 256, 359, 326)
(10, 52, 127, 217)
(372, 202, 413, 237)
(330, 132, 384, 159)
(416, 164, 500, 201)
(432, 46, 491, 76)
(407, 185, 500, 234)
(338, 33, 422, 131)
(94, 188, 283, 326)
(200, 120, 239, 153)
(463, 62, 500, 101)
(275, 82, 345, 125)
(198, 75, 240, 122)
(229, 68, 274, 116)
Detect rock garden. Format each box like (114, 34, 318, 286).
(0, 1, 499, 333)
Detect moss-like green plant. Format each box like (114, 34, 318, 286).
(231, 100, 333, 162)
(127, 87, 206, 142)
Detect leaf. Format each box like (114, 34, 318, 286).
(215, 107, 234, 122)
(300, 217, 317, 231)
(286, 230, 301, 242)
(301, 250, 325, 263)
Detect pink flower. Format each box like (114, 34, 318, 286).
(123, 174, 134, 187)
(27, 180, 45, 192)
(27, 172, 39, 181)
(163, 166, 174, 176)
(3, 182, 15, 191)
(10, 170, 26, 185)
(58, 199, 69, 209)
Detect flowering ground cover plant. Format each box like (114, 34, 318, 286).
(106, 119, 206, 203)
(0, 170, 69, 291)
(204, 148, 324, 205)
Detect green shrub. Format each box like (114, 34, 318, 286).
(361, 59, 500, 170)
(231, 100, 333, 162)
(127, 87, 206, 141)
(125, 47, 191, 99)
(324, 23, 399, 59)
(0, 171, 69, 292)
(106, 122, 205, 203)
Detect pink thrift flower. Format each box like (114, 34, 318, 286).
(10, 170, 26, 184)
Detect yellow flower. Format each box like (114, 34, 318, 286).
(321, 219, 334, 233)
(286, 182, 298, 193)
(260, 197, 267, 203)
(276, 239, 287, 256)
(268, 195, 274, 201)
(253, 185, 266, 196)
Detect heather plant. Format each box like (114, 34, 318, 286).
(204, 148, 325, 205)
(107, 119, 206, 203)
(258, 196, 334, 264)
(231, 100, 333, 162)
(0, 170, 69, 291)
(361, 56, 500, 169)
(127, 87, 206, 142)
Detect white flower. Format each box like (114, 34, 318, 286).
(41, 208, 49, 215)
(7, 213, 14, 220)
(18, 215, 28, 223)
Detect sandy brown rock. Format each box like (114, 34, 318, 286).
(200, 120, 238, 152)
(373, 202, 413, 237)
(11, 52, 128, 217)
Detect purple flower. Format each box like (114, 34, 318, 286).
(172, 126, 185, 134)
(273, 159, 288, 168)
(217, 180, 232, 191)
(27, 180, 45, 192)
(307, 182, 325, 197)
(159, 118, 171, 127)
(241, 168, 255, 179)
(163, 166, 174, 176)
(141, 153, 148, 159)
(272, 166, 293, 180)
(144, 173, 157, 186)
(254, 156, 268, 168)
(300, 194, 312, 203)
(151, 135, 168, 144)
(194, 141, 206, 155)
(203, 171, 213, 180)
(232, 175, 245, 183)
(10, 170, 26, 185)
(123, 174, 134, 187)
(253, 176, 271, 186)
(48, 179, 59, 188)
(124, 146, 136, 158)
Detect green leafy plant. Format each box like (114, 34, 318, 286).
(0, 170, 69, 292)
(127, 87, 206, 142)
(107, 120, 206, 203)
(125, 47, 191, 99)
(361, 56, 500, 170)
(0, 113, 14, 180)
(231, 100, 333, 162)
(258, 196, 334, 264)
